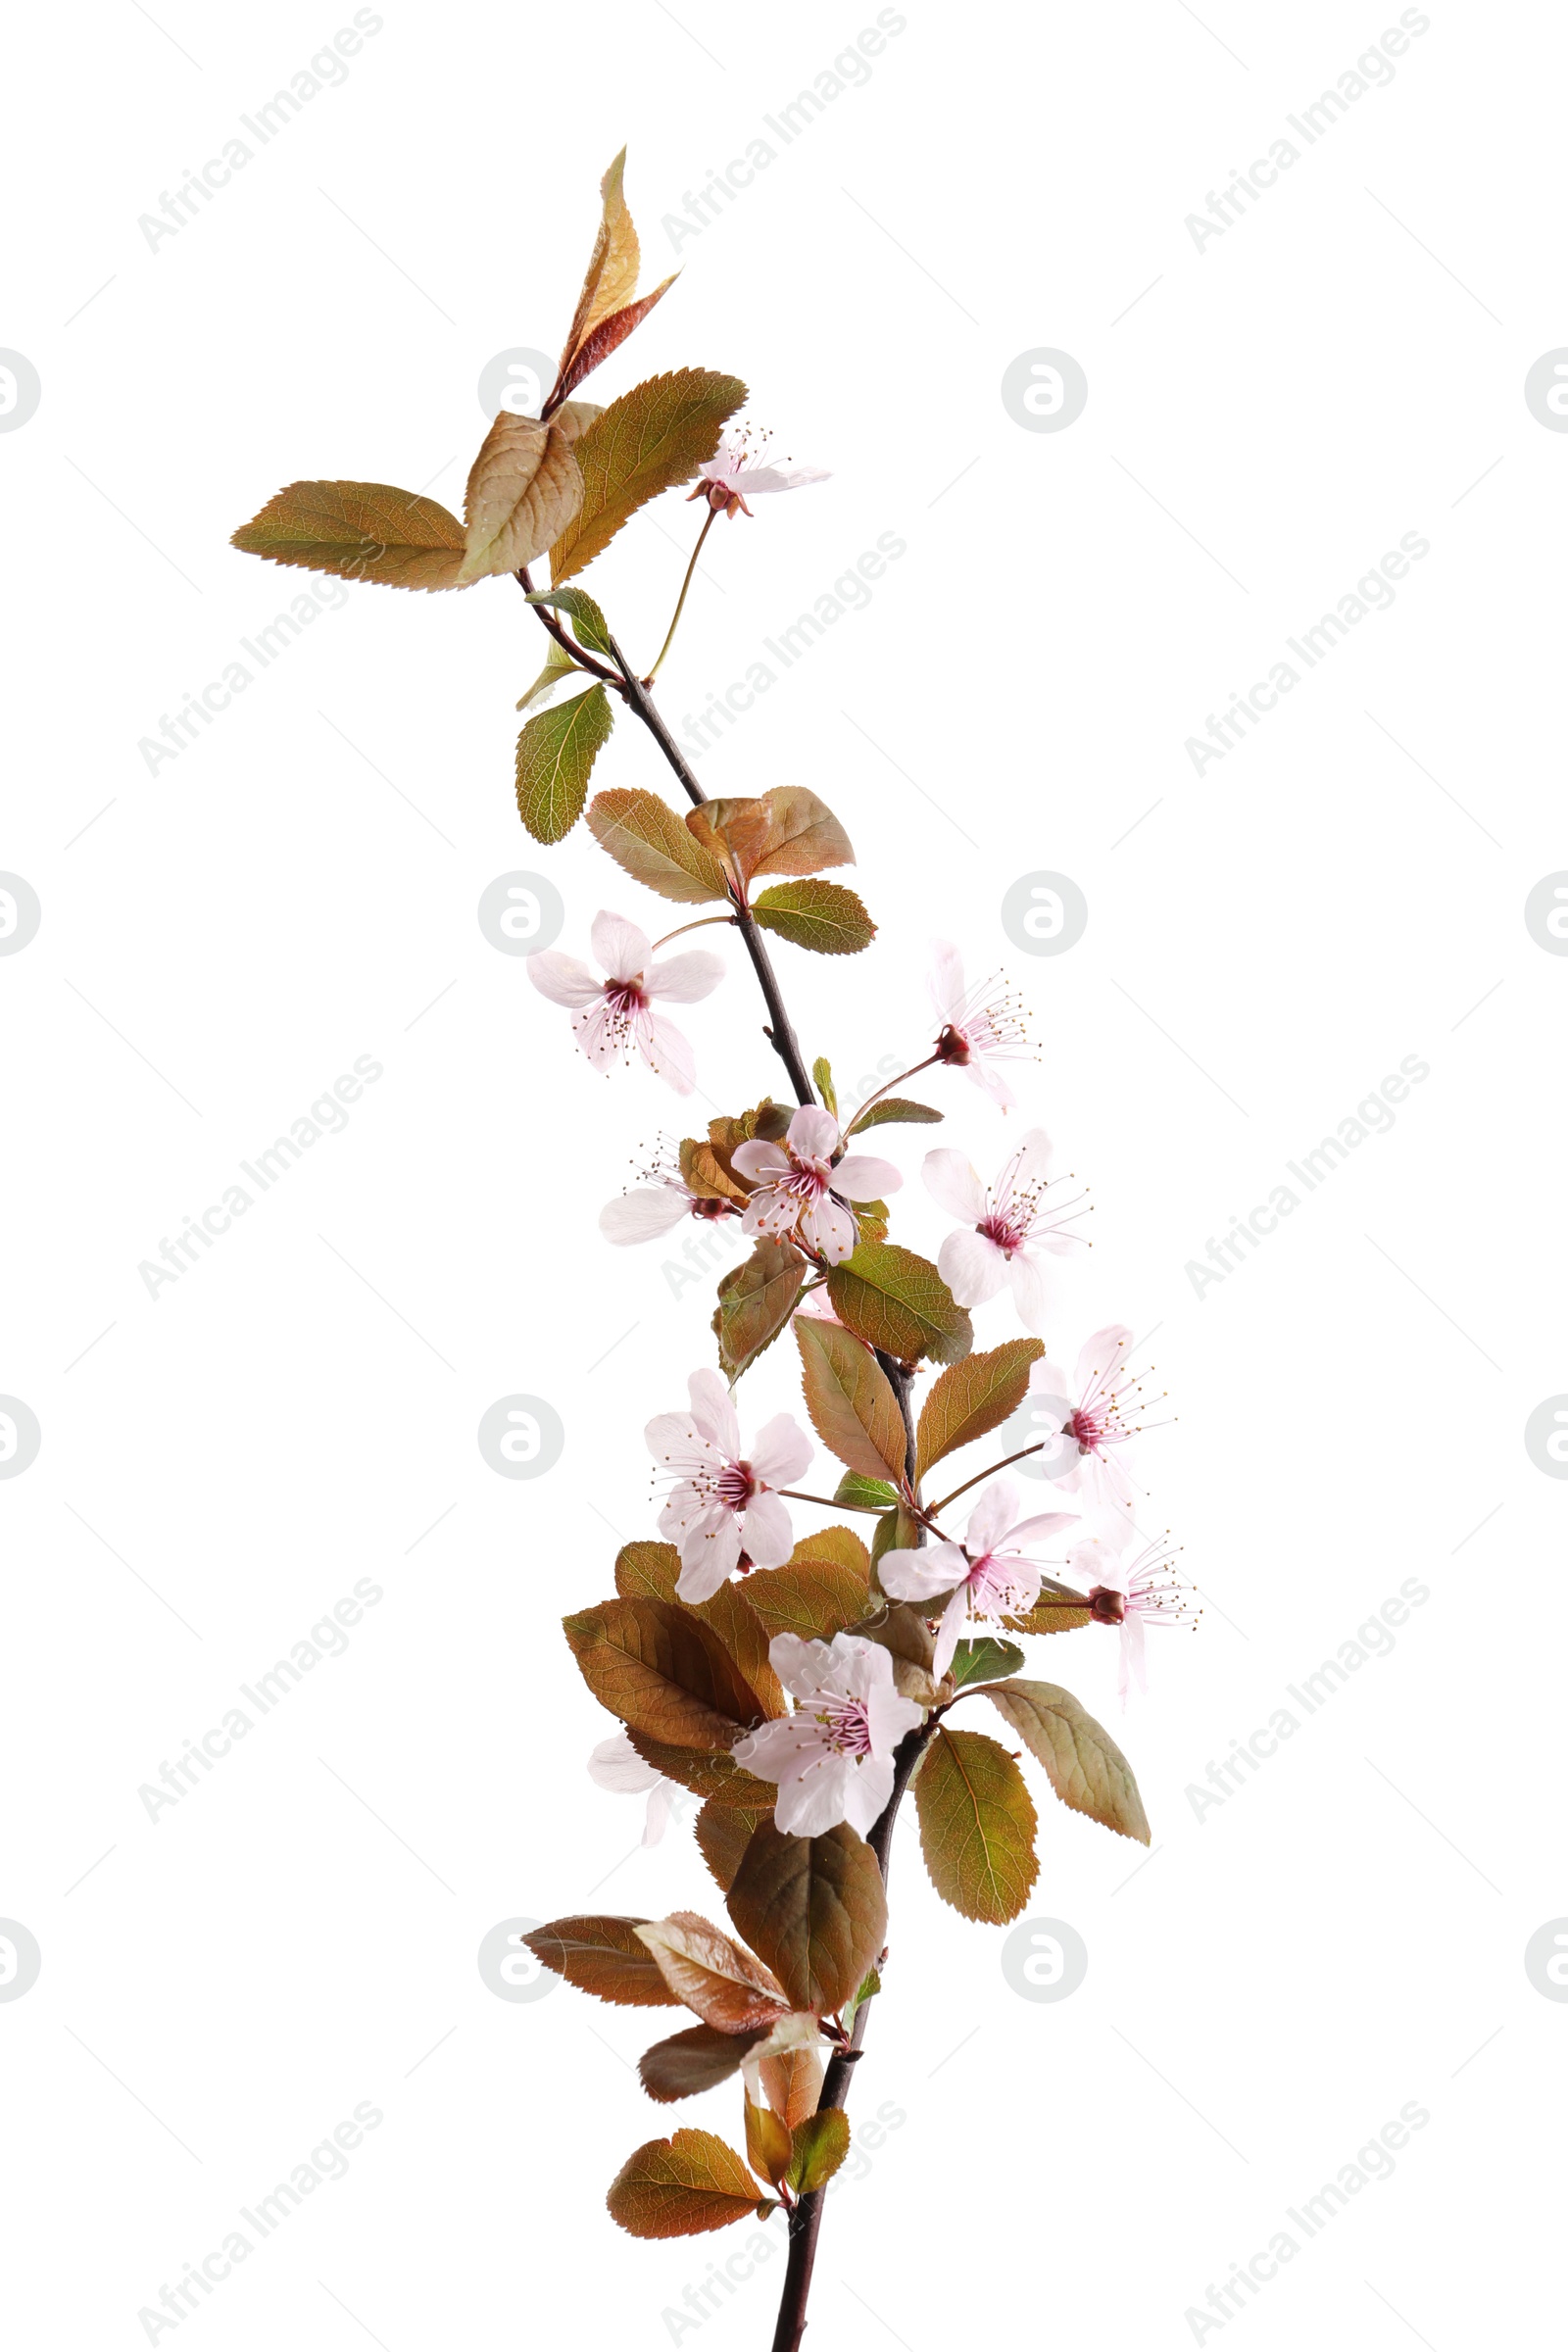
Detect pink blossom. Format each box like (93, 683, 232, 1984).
(1067, 1531, 1195, 1705)
(1026, 1325, 1153, 1528)
(928, 941, 1031, 1109)
(587, 1731, 678, 1844)
(689, 432, 830, 519)
(730, 1105, 901, 1266)
(646, 1369, 812, 1602)
(600, 1144, 742, 1245)
(922, 1129, 1089, 1333)
(878, 1478, 1079, 1679)
(528, 911, 723, 1095)
(734, 1634, 922, 1836)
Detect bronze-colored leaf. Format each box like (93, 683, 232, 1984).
(635, 1911, 791, 2032)
(556, 278, 678, 404)
(679, 1138, 751, 1205)
(522, 1914, 680, 2007)
(743, 1545, 871, 1643)
(558, 148, 644, 375)
(726, 1821, 888, 2018)
(913, 1727, 1039, 1924)
(695, 1798, 774, 1891)
(612, 1542, 784, 1719)
(230, 480, 467, 592)
(686, 788, 854, 890)
(915, 1338, 1045, 1480)
(549, 368, 746, 582)
(627, 1734, 775, 1808)
(745, 2095, 793, 2186)
(460, 412, 583, 583)
(563, 1597, 766, 1751)
(713, 1239, 806, 1379)
(639, 2022, 768, 2104)
(588, 787, 733, 906)
(760, 2043, 824, 2130)
(607, 2129, 769, 2237)
(794, 1318, 908, 1482)
(980, 1679, 1151, 1844)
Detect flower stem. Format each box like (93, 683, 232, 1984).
(649, 913, 737, 952)
(646, 506, 718, 681)
(841, 1054, 941, 1137)
(929, 1439, 1046, 1513)
(776, 1489, 888, 1517)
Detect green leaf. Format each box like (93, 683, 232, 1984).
(794, 1318, 908, 1481)
(745, 2095, 794, 2187)
(742, 1548, 872, 1645)
(563, 1597, 767, 1751)
(524, 583, 613, 656)
(515, 683, 614, 844)
(516, 638, 582, 712)
(522, 1915, 682, 2006)
(788, 2107, 851, 2194)
(844, 1097, 945, 1134)
(607, 2130, 770, 2238)
(460, 412, 584, 583)
(915, 1338, 1045, 1481)
(869, 1505, 925, 1584)
(842, 1966, 880, 2034)
(588, 787, 732, 905)
(980, 1679, 1152, 1844)
(835, 1471, 898, 1513)
(230, 480, 467, 592)
(812, 1056, 838, 1116)
(640, 2023, 769, 2104)
(687, 790, 855, 888)
(827, 1243, 973, 1367)
(726, 1822, 888, 2018)
(550, 368, 746, 582)
(696, 1798, 774, 1892)
(712, 1239, 807, 1379)
(948, 1637, 1027, 1689)
(913, 1727, 1039, 1924)
(752, 880, 876, 956)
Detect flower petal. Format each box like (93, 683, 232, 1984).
(676, 1512, 741, 1600)
(876, 1543, 967, 1602)
(928, 940, 966, 1026)
(921, 1148, 986, 1224)
(938, 1227, 1007, 1308)
(636, 1008, 698, 1094)
(687, 1369, 740, 1455)
(526, 952, 602, 1009)
(741, 1488, 794, 1570)
(786, 1105, 840, 1162)
(645, 949, 726, 1003)
(805, 1194, 858, 1265)
(600, 1187, 693, 1244)
(840, 1754, 896, 1836)
(774, 1754, 857, 1838)
(749, 1412, 813, 1489)
(1004, 1248, 1049, 1333)
(588, 1731, 662, 1794)
(727, 463, 831, 493)
(590, 909, 651, 981)
(832, 1153, 901, 1201)
(963, 1478, 1018, 1554)
(730, 1140, 790, 1183)
(931, 1586, 971, 1681)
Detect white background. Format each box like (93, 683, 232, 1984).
(4, 2, 1563, 2345)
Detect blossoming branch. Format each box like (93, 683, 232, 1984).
(229, 149, 1196, 2352)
